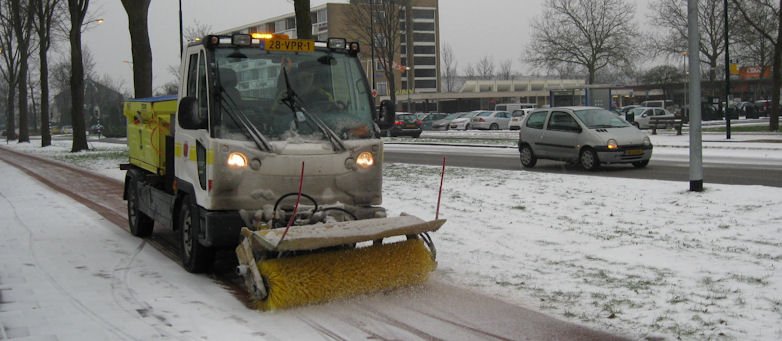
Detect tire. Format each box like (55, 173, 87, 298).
(126, 175, 154, 237)
(632, 122, 640, 129)
(519, 144, 537, 168)
(178, 195, 215, 273)
(413, 133, 421, 138)
(490, 123, 499, 130)
(579, 147, 600, 171)
(632, 160, 650, 168)
(464, 124, 470, 130)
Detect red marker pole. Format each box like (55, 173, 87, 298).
(436, 156, 446, 220)
(278, 161, 305, 246)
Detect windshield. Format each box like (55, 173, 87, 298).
(213, 48, 374, 142)
(573, 109, 631, 128)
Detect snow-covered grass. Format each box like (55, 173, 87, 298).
(3, 136, 782, 340)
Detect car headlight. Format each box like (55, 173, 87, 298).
(356, 151, 374, 169)
(607, 139, 618, 150)
(226, 152, 248, 168)
(643, 136, 652, 146)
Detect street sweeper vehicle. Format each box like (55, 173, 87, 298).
(121, 34, 445, 310)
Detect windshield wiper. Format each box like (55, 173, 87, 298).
(280, 67, 346, 152)
(219, 86, 272, 152)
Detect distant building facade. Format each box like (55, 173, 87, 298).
(218, 0, 441, 101)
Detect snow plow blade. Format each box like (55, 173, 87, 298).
(235, 215, 445, 310)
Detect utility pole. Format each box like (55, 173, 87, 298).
(688, 0, 704, 192)
(179, 0, 183, 57)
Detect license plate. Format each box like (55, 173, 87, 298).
(264, 39, 315, 52)
(625, 149, 643, 156)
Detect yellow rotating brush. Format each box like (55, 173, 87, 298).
(256, 239, 435, 311)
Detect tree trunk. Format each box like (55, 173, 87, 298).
(120, 0, 153, 98)
(11, 0, 32, 143)
(5, 89, 16, 141)
(294, 0, 312, 39)
(69, 0, 89, 152)
(40, 33, 52, 147)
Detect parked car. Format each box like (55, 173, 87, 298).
(470, 110, 512, 130)
(448, 111, 481, 130)
(737, 102, 758, 119)
(754, 100, 772, 117)
(509, 109, 534, 130)
(495, 103, 536, 112)
(386, 113, 422, 137)
(416, 112, 449, 130)
(517, 107, 653, 170)
(431, 112, 466, 131)
(61, 125, 73, 134)
(627, 107, 676, 129)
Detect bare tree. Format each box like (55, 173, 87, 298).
(10, 0, 36, 143)
(184, 19, 212, 43)
(497, 59, 513, 80)
(67, 0, 88, 152)
(731, 0, 780, 132)
(475, 55, 495, 80)
(346, 0, 407, 104)
(33, 0, 63, 147)
(120, 0, 152, 98)
(0, 0, 21, 140)
(641, 65, 684, 100)
(527, 0, 639, 84)
(463, 63, 476, 79)
(441, 42, 458, 92)
(650, 0, 741, 82)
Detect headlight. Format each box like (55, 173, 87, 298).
(643, 136, 652, 146)
(356, 151, 374, 169)
(607, 139, 618, 150)
(226, 152, 248, 168)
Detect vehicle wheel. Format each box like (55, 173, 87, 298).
(632, 122, 640, 129)
(464, 124, 470, 130)
(490, 123, 499, 130)
(579, 147, 600, 171)
(178, 196, 215, 273)
(413, 133, 421, 138)
(126, 175, 154, 237)
(519, 144, 537, 168)
(632, 160, 650, 168)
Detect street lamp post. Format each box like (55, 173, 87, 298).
(81, 18, 104, 32)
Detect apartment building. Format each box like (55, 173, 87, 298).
(218, 0, 440, 99)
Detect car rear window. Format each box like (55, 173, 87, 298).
(396, 114, 417, 122)
(477, 112, 492, 117)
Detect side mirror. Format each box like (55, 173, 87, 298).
(177, 97, 206, 130)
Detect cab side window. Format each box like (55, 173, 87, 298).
(197, 51, 209, 123)
(186, 54, 198, 97)
(525, 111, 547, 129)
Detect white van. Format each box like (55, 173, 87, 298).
(495, 103, 536, 112)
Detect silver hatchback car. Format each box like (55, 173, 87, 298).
(517, 107, 653, 170)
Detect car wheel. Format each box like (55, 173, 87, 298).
(632, 160, 650, 168)
(413, 133, 421, 138)
(632, 122, 640, 129)
(579, 147, 600, 171)
(178, 195, 215, 273)
(519, 144, 537, 168)
(490, 123, 499, 130)
(464, 124, 470, 130)
(126, 175, 154, 237)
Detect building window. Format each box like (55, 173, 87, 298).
(286, 17, 296, 30)
(413, 22, 435, 31)
(412, 33, 435, 42)
(412, 9, 435, 20)
(400, 45, 406, 54)
(376, 81, 388, 96)
(400, 57, 407, 66)
(413, 56, 436, 66)
(415, 79, 437, 89)
(413, 45, 436, 55)
(375, 60, 384, 71)
(275, 20, 285, 32)
(414, 68, 437, 78)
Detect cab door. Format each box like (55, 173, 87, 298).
(175, 48, 212, 207)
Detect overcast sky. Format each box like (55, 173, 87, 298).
(80, 0, 650, 94)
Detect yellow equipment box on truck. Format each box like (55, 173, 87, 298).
(120, 34, 444, 310)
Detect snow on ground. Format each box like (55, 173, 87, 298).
(2, 133, 782, 340)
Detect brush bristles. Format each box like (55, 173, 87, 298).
(256, 239, 435, 310)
